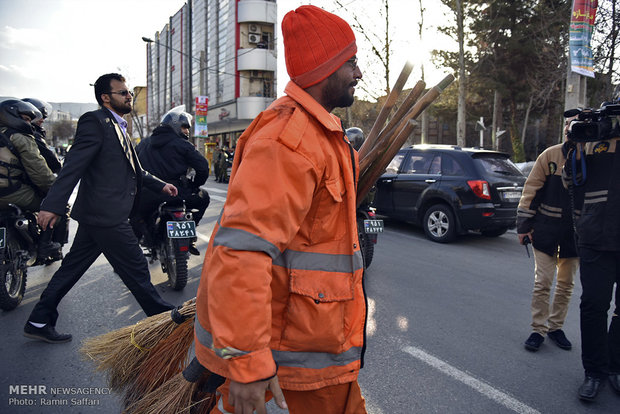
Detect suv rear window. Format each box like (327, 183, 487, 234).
(473, 155, 523, 176)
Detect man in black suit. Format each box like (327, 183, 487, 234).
(24, 73, 178, 344)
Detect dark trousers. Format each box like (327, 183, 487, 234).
(183, 190, 210, 224)
(138, 188, 210, 225)
(579, 247, 620, 377)
(28, 221, 174, 326)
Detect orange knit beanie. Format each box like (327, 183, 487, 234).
(282, 5, 357, 89)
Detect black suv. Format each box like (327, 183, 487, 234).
(372, 145, 526, 242)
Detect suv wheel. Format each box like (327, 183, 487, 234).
(423, 204, 456, 243)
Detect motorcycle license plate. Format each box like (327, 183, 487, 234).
(166, 221, 196, 238)
(364, 219, 384, 234)
(0, 227, 5, 248)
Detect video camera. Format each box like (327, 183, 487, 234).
(565, 100, 620, 142)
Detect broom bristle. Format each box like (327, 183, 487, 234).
(80, 299, 197, 392)
(123, 318, 195, 407)
(124, 372, 213, 414)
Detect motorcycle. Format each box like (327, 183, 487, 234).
(0, 204, 67, 311)
(142, 199, 196, 291)
(357, 204, 383, 269)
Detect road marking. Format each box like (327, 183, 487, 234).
(402, 345, 541, 414)
(196, 231, 210, 243)
(209, 194, 226, 202)
(204, 187, 227, 194)
(201, 186, 227, 202)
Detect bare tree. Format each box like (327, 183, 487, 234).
(50, 120, 74, 141)
(334, 0, 393, 100)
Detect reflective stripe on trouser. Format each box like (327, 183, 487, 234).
(531, 247, 578, 334)
(212, 379, 367, 414)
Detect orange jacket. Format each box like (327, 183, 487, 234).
(194, 81, 366, 391)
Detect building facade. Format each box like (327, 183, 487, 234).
(145, 0, 277, 153)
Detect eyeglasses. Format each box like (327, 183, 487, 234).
(345, 57, 358, 70)
(107, 90, 135, 97)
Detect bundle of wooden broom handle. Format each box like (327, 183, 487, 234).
(356, 62, 455, 207)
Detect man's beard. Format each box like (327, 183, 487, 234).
(111, 99, 132, 115)
(323, 76, 356, 109)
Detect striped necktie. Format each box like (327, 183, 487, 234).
(119, 129, 135, 171)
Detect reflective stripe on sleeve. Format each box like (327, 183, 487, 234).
(195, 315, 249, 359)
(517, 208, 536, 218)
(213, 226, 281, 259)
(196, 314, 362, 369)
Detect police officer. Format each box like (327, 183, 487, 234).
(136, 110, 210, 255)
(564, 97, 620, 401)
(0, 100, 61, 259)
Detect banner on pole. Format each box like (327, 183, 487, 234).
(194, 96, 209, 138)
(569, 0, 598, 78)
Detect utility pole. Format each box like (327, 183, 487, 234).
(456, 0, 466, 147)
(565, 65, 587, 111)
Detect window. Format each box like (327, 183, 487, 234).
(385, 154, 405, 174)
(401, 152, 435, 174)
(441, 155, 465, 176)
(428, 155, 441, 174)
(475, 155, 522, 176)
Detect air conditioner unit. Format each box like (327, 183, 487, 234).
(249, 24, 259, 33)
(248, 33, 260, 44)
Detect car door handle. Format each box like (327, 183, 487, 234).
(425, 179, 436, 183)
(383, 179, 393, 183)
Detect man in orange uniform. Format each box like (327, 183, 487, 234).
(194, 5, 367, 414)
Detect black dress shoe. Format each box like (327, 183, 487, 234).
(610, 373, 620, 394)
(547, 329, 572, 350)
(188, 242, 200, 256)
(524, 332, 544, 352)
(578, 376, 603, 401)
(23, 323, 72, 344)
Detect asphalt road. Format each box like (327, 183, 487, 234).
(0, 181, 617, 413)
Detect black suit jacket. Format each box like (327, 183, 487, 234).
(41, 108, 166, 226)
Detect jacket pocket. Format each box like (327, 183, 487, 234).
(309, 177, 346, 242)
(280, 270, 353, 352)
(576, 203, 605, 247)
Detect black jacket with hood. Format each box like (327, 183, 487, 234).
(136, 124, 209, 191)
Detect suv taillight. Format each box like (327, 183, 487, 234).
(467, 180, 491, 200)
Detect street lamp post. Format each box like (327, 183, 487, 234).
(142, 36, 208, 144)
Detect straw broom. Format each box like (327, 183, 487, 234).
(124, 358, 216, 414)
(80, 298, 197, 392)
(122, 317, 195, 408)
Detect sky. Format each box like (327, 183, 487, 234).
(0, 0, 455, 104)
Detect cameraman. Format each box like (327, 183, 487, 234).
(564, 98, 620, 401)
